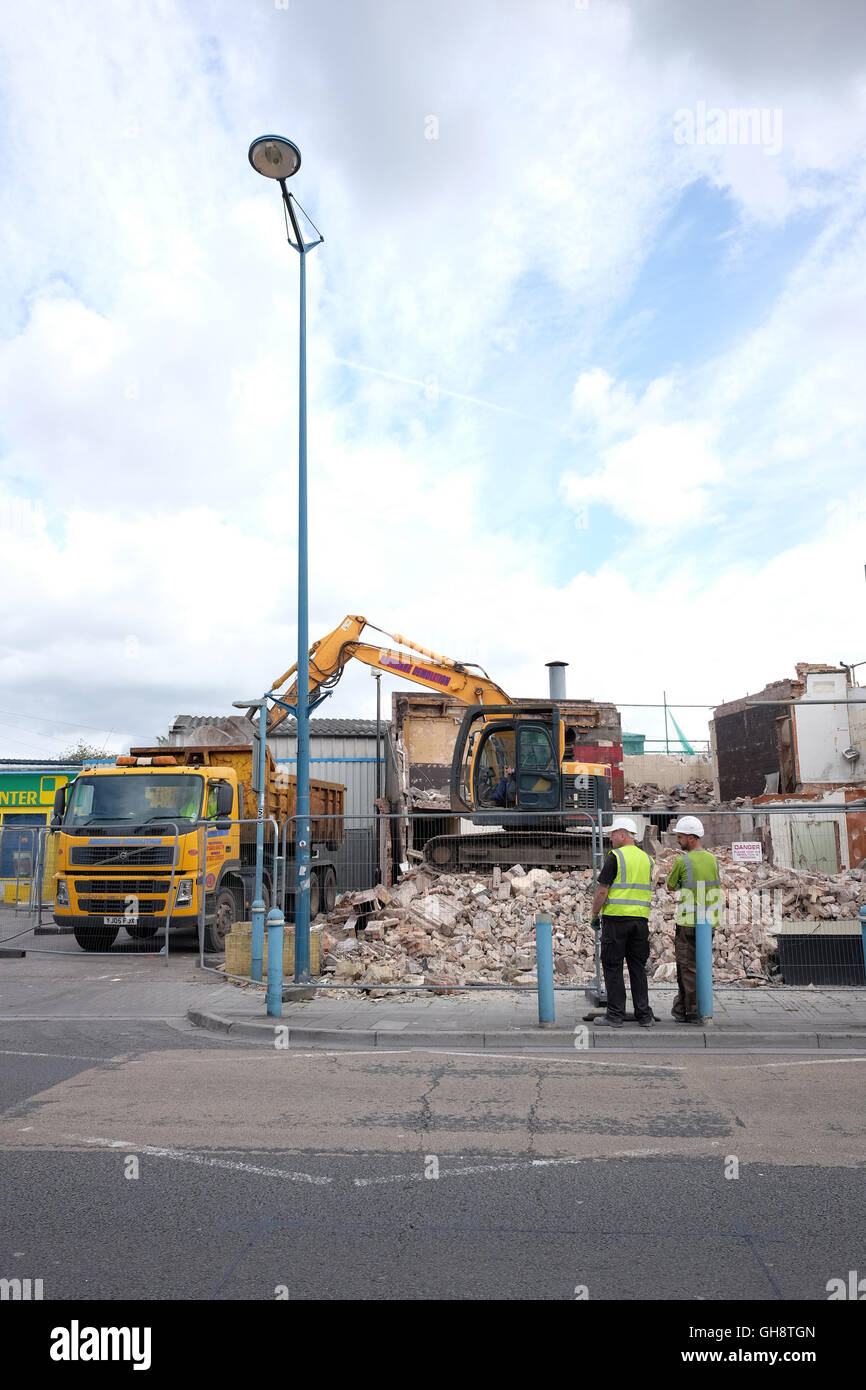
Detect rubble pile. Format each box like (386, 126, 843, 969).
(622, 779, 716, 808)
(316, 852, 866, 994)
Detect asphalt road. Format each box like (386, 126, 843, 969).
(1, 1010, 864, 1301)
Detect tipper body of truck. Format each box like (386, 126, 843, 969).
(51, 745, 344, 952)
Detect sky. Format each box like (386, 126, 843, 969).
(0, 0, 865, 759)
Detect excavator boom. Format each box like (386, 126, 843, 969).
(262, 615, 511, 731)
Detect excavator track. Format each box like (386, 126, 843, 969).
(423, 830, 596, 872)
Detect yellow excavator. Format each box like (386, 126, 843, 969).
(256, 616, 612, 869)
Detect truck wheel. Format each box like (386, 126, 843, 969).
(74, 924, 119, 952)
(126, 925, 158, 941)
(322, 867, 337, 914)
(309, 871, 321, 921)
(205, 887, 239, 953)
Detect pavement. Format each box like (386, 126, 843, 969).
(190, 980, 866, 1051)
(2, 928, 865, 1051)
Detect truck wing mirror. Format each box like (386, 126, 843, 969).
(51, 785, 67, 828)
(216, 783, 234, 820)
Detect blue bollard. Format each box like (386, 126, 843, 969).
(266, 905, 285, 1018)
(535, 914, 555, 1028)
(695, 917, 713, 1022)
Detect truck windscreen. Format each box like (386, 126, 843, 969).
(64, 775, 204, 827)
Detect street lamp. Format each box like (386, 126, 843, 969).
(249, 134, 323, 984)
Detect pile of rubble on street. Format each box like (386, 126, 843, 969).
(316, 850, 866, 995)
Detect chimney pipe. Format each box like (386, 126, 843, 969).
(546, 661, 567, 700)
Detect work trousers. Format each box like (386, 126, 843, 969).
(600, 916, 652, 1023)
(673, 925, 698, 1019)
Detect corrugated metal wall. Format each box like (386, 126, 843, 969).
(270, 733, 386, 891)
(269, 734, 384, 819)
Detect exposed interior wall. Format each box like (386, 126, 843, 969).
(624, 754, 712, 789)
(711, 698, 792, 800)
(794, 670, 854, 784)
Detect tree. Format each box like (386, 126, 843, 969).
(61, 740, 109, 761)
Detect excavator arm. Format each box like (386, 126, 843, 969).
(261, 615, 512, 732)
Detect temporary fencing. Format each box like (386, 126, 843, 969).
(3, 802, 863, 994)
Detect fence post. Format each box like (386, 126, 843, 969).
(266, 906, 284, 1017)
(535, 913, 555, 1028)
(860, 905, 866, 981)
(695, 917, 713, 1022)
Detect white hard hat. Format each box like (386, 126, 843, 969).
(608, 816, 638, 836)
(673, 815, 704, 837)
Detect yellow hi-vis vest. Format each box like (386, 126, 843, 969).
(604, 843, 654, 919)
(673, 849, 723, 930)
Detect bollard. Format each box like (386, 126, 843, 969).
(251, 896, 265, 983)
(266, 906, 285, 1018)
(535, 913, 555, 1028)
(695, 917, 713, 1023)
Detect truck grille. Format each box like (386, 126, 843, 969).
(77, 898, 167, 915)
(72, 878, 173, 896)
(69, 846, 176, 867)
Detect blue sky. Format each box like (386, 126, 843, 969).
(0, 0, 864, 757)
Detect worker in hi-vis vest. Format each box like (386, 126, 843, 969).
(666, 816, 723, 1023)
(590, 816, 655, 1028)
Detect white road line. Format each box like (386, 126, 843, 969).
(719, 1057, 866, 1070)
(0, 1049, 110, 1061)
(67, 1136, 332, 1184)
(276, 1049, 686, 1069)
(353, 1147, 666, 1187)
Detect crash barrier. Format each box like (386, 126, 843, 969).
(0, 821, 183, 961)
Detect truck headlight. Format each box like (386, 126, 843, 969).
(56, 879, 70, 907)
(175, 879, 193, 906)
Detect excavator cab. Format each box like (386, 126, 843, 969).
(452, 707, 562, 817)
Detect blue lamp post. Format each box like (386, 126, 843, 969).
(248, 135, 324, 984)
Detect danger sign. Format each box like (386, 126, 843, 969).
(732, 841, 762, 863)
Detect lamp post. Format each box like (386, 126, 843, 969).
(249, 135, 324, 983)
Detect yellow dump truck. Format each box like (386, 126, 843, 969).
(50, 745, 344, 953)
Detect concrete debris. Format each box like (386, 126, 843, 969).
(622, 779, 717, 808)
(316, 854, 866, 995)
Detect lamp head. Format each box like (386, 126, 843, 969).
(248, 135, 301, 180)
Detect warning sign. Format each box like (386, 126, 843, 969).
(732, 841, 762, 863)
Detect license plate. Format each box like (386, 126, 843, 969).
(104, 916, 134, 925)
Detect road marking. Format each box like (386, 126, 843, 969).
(68, 1136, 332, 1184)
(0, 1049, 111, 1061)
(278, 1049, 687, 1069)
(719, 1057, 866, 1070)
(353, 1147, 666, 1187)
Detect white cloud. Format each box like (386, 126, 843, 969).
(0, 1, 864, 756)
(562, 420, 722, 531)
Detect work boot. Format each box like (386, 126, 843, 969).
(594, 1014, 624, 1028)
(673, 1013, 700, 1024)
(637, 1015, 654, 1028)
